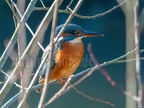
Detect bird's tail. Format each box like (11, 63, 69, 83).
(36, 88, 43, 93)
(36, 78, 44, 93)
(36, 79, 56, 93)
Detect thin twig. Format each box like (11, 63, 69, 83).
(35, 0, 127, 19)
(9, 0, 44, 51)
(40, 0, 46, 8)
(5, 0, 18, 22)
(38, 0, 60, 107)
(115, 57, 144, 63)
(134, 0, 142, 106)
(69, 83, 114, 107)
(0, 70, 20, 88)
(65, 0, 74, 11)
(43, 77, 72, 107)
(2, 91, 23, 108)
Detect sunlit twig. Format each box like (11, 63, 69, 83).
(35, 0, 127, 19)
(38, 0, 60, 107)
(134, 0, 142, 106)
(43, 77, 72, 107)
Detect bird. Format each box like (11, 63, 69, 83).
(36, 23, 103, 92)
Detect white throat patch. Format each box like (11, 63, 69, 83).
(69, 37, 83, 43)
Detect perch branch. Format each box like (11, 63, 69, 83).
(41, 47, 138, 106)
(2, 47, 139, 107)
(43, 77, 72, 107)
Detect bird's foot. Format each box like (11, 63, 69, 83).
(59, 79, 64, 84)
(36, 88, 43, 93)
(59, 78, 69, 84)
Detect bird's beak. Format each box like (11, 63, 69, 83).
(80, 30, 104, 37)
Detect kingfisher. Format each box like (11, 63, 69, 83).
(37, 23, 103, 92)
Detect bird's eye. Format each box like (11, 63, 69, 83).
(75, 30, 81, 34)
(69, 30, 75, 34)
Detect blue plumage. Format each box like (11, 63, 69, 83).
(58, 35, 77, 49)
(55, 23, 83, 35)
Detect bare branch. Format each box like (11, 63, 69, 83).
(0, 0, 37, 105)
(65, 0, 74, 11)
(35, 0, 127, 19)
(40, 0, 46, 8)
(69, 83, 114, 107)
(134, 0, 142, 106)
(43, 77, 72, 107)
(38, 0, 60, 107)
(2, 91, 23, 108)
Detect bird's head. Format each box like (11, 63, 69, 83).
(55, 23, 103, 42)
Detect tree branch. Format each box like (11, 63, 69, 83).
(35, 0, 127, 19)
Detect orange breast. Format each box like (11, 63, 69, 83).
(48, 42, 84, 81)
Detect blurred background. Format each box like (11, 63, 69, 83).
(0, 0, 144, 108)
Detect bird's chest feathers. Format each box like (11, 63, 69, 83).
(54, 42, 84, 78)
(55, 42, 84, 63)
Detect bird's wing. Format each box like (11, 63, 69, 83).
(38, 42, 60, 80)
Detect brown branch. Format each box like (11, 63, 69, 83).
(69, 83, 114, 107)
(87, 44, 141, 102)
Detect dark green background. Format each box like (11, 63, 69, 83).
(0, 0, 144, 108)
